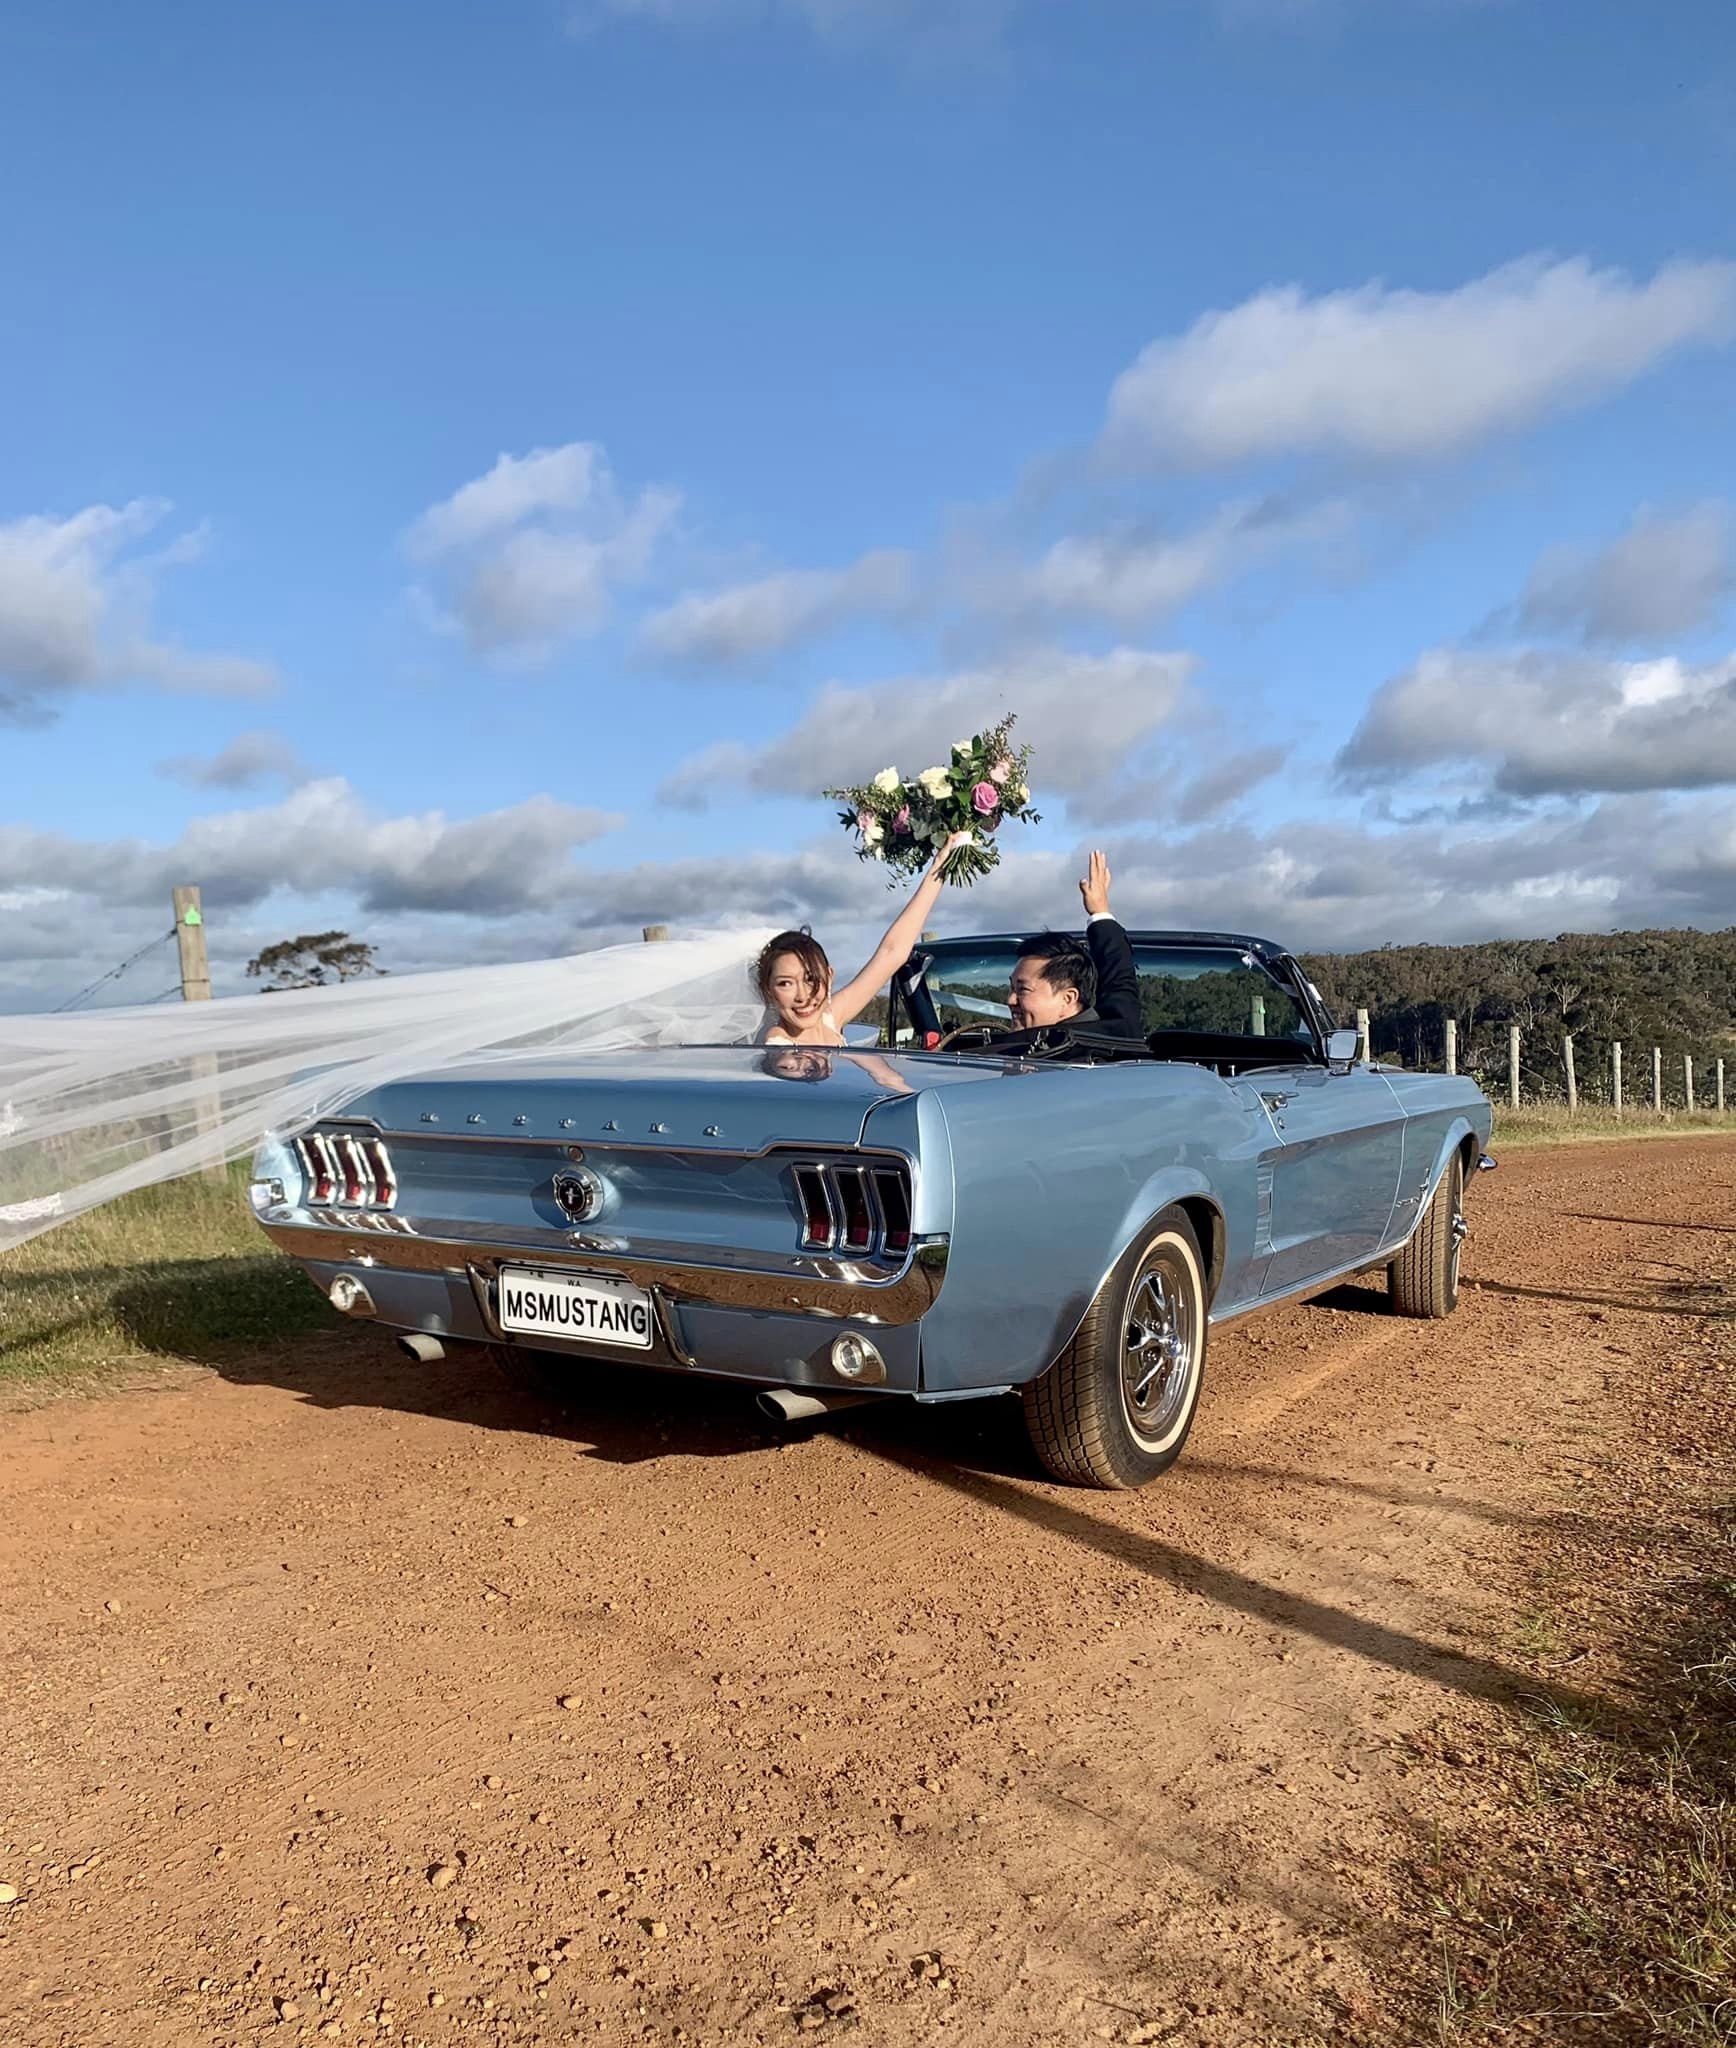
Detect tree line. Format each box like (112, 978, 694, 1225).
(1299, 928, 1736, 1096)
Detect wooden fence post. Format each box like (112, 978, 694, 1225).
(641, 924, 669, 943)
(173, 885, 212, 1002)
(1612, 1041, 1623, 1118)
(1652, 1046, 1663, 1113)
(1250, 993, 1266, 1037)
(1685, 1054, 1696, 1114)
(1719, 1057, 1727, 1115)
(1508, 1024, 1521, 1111)
(1444, 1018, 1457, 1075)
(1563, 1034, 1577, 1114)
(1356, 1007, 1371, 1064)
(172, 885, 224, 1179)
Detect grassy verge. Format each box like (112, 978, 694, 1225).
(0, 1163, 333, 1392)
(1407, 1281, 1736, 2042)
(1491, 1103, 1736, 1150)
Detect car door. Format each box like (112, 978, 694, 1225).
(1233, 1061, 1406, 1296)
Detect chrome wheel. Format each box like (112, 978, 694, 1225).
(1121, 1248, 1199, 1452)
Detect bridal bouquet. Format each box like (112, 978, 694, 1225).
(825, 714, 1039, 887)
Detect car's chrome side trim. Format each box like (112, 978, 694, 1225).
(259, 1219, 949, 1325)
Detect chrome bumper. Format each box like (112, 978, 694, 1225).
(257, 1216, 949, 1326)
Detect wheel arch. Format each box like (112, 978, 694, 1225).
(1058, 1173, 1225, 1362)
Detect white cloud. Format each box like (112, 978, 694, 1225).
(656, 647, 1195, 810)
(12, 784, 1736, 1011)
(1515, 502, 1735, 643)
(1104, 255, 1736, 467)
(406, 443, 681, 659)
(157, 729, 310, 791)
(0, 500, 277, 722)
(1011, 497, 1352, 628)
(638, 548, 915, 665)
(0, 779, 624, 921)
(1338, 647, 1736, 796)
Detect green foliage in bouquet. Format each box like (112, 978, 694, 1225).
(824, 714, 1040, 887)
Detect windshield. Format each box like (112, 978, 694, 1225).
(888, 942, 1309, 1045)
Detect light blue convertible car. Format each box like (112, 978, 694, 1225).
(250, 930, 1494, 1489)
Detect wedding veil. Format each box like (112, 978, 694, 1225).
(0, 929, 772, 1254)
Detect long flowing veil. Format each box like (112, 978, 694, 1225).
(0, 930, 772, 1254)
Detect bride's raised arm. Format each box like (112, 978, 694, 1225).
(827, 832, 972, 1030)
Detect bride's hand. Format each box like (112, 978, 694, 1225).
(935, 829, 974, 870)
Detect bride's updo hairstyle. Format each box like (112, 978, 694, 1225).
(754, 928, 832, 1005)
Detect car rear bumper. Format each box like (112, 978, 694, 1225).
(261, 1219, 946, 1394)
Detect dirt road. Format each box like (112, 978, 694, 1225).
(2, 1138, 1732, 2047)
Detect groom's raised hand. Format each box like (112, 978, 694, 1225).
(1079, 849, 1112, 919)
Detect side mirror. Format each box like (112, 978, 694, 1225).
(1325, 1028, 1361, 1068)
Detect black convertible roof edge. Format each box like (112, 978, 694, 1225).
(917, 929, 1292, 960)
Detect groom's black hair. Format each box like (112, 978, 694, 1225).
(1014, 933, 1096, 1011)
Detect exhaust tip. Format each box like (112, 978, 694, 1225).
(397, 1332, 446, 1364)
(756, 1386, 878, 1426)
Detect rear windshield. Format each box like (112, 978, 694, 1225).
(889, 943, 1308, 1044)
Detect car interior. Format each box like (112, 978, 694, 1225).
(888, 939, 1337, 1076)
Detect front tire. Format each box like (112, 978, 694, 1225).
(1388, 1153, 1465, 1318)
(1021, 1209, 1209, 1490)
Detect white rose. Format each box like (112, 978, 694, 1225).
(863, 817, 885, 846)
(951, 739, 971, 757)
(917, 766, 951, 798)
(871, 767, 901, 795)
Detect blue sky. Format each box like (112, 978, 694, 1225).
(3, 0, 1734, 1006)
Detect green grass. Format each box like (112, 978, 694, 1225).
(0, 1162, 334, 1391)
(1491, 1102, 1736, 1150)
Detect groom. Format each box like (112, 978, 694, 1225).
(1004, 850, 1143, 1039)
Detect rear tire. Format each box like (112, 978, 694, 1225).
(1021, 1209, 1208, 1490)
(1389, 1153, 1465, 1319)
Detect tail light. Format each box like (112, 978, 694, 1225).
(294, 1131, 397, 1210)
(790, 1160, 913, 1259)
(872, 1168, 911, 1255)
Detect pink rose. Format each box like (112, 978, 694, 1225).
(893, 805, 911, 834)
(856, 808, 872, 833)
(971, 780, 999, 815)
(989, 760, 1011, 785)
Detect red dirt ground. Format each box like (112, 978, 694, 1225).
(2, 1137, 1731, 2047)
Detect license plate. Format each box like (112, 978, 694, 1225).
(496, 1266, 655, 1350)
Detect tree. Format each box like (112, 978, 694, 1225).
(247, 931, 385, 992)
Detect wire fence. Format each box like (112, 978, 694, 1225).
(51, 929, 178, 1014)
(1353, 1008, 1732, 1120)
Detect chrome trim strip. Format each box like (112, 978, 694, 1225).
(260, 1221, 949, 1324)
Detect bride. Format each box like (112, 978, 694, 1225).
(756, 832, 972, 1047)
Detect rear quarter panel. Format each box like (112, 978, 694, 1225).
(867, 1062, 1266, 1393)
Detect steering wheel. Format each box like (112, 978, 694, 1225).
(933, 1024, 996, 1052)
(933, 1023, 1059, 1056)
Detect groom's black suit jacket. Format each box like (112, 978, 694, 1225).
(1082, 915, 1144, 1039)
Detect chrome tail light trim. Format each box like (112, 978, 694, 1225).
(788, 1159, 913, 1259)
(296, 1128, 398, 1211)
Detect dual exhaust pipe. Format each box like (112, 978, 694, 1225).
(383, 1331, 873, 1426)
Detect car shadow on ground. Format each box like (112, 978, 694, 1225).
(88, 1255, 1055, 1479)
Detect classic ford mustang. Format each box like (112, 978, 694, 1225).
(249, 930, 1494, 1489)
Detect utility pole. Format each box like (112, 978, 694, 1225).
(173, 886, 212, 1001)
